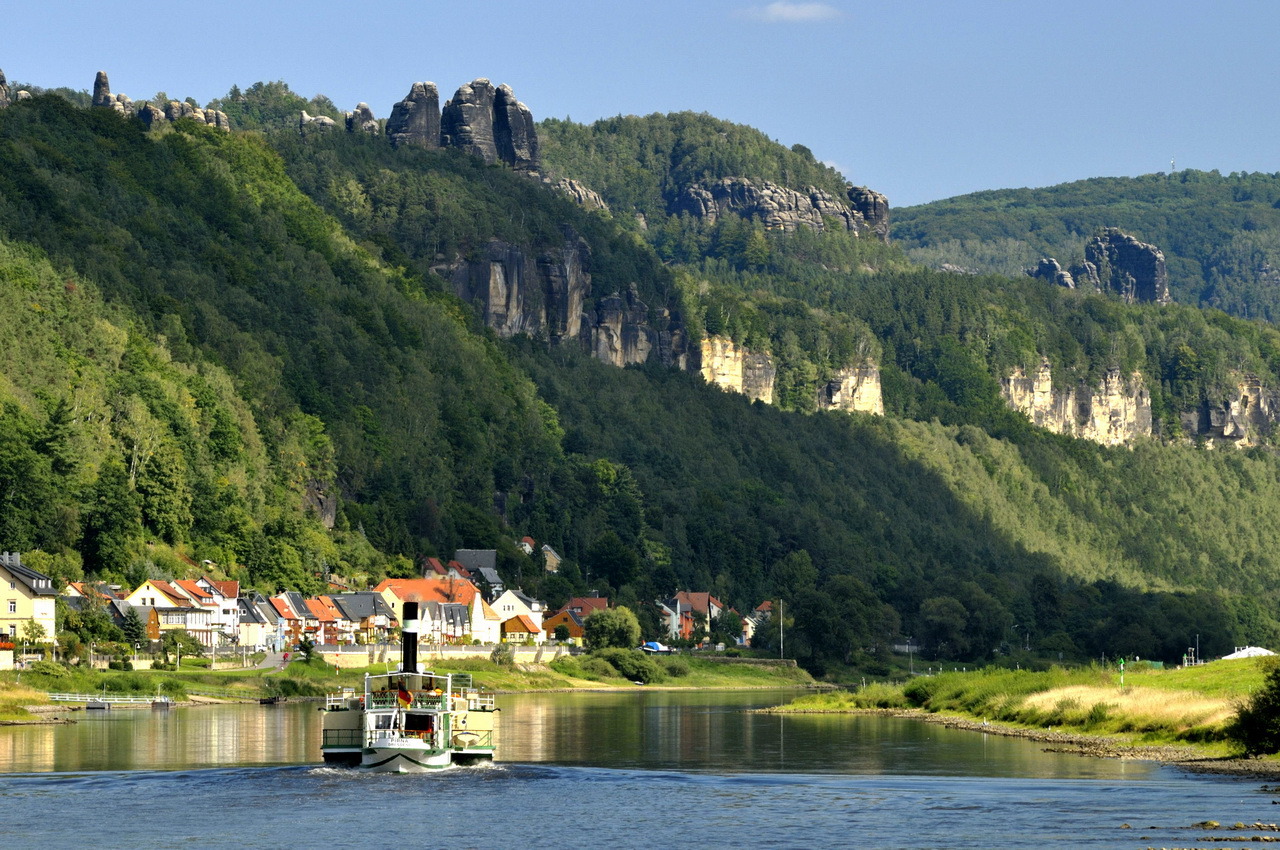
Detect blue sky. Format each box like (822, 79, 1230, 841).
(3, 1, 1277, 207)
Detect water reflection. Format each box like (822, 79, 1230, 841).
(0, 690, 1163, 779)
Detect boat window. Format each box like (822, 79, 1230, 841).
(375, 714, 393, 729)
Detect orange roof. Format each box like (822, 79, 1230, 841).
(560, 596, 608, 616)
(175, 579, 214, 602)
(205, 578, 240, 599)
(673, 591, 724, 615)
(447, 560, 473, 579)
(423, 557, 448, 576)
(270, 596, 300, 620)
(501, 614, 541, 634)
(306, 598, 336, 622)
(374, 577, 480, 606)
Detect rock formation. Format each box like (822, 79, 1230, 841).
(92, 71, 113, 108)
(1180, 377, 1280, 445)
(1028, 257, 1075, 289)
(591, 285, 657, 366)
(0, 69, 10, 109)
(137, 103, 166, 129)
(300, 110, 338, 131)
(14, 90, 29, 101)
(674, 178, 885, 237)
(1072, 228, 1170, 304)
(818, 366, 884, 415)
(441, 79, 499, 163)
(493, 84, 539, 173)
(554, 178, 609, 211)
(345, 103, 379, 134)
(386, 82, 440, 148)
(847, 186, 890, 241)
(439, 79, 540, 171)
(1002, 359, 1152, 446)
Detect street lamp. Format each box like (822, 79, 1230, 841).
(133, 642, 139, 664)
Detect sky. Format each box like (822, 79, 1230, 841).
(3, 0, 1277, 207)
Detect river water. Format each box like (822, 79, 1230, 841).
(1, 690, 1273, 848)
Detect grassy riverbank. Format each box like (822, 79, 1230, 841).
(770, 658, 1277, 758)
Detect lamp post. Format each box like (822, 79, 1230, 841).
(133, 642, 139, 664)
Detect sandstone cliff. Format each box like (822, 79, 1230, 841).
(386, 82, 441, 148)
(554, 178, 609, 212)
(818, 365, 884, 415)
(1180, 377, 1280, 445)
(1028, 257, 1075, 289)
(91, 71, 229, 130)
(0, 69, 10, 110)
(1002, 359, 1152, 446)
(696, 336, 776, 404)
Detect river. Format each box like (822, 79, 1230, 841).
(1, 690, 1272, 848)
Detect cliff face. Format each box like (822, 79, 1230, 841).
(696, 336, 776, 404)
(1181, 377, 1280, 445)
(1002, 359, 1152, 446)
(818, 366, 884, 415)
(1072, 228, 1171, 304)
(436, 234, 687, 368)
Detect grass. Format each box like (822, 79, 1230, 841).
(0, 681, 48, 721)
(768, 657, 1278, 749)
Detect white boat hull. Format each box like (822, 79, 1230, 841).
(361, 745, 452, 772)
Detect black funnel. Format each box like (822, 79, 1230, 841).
(402, 601, 419, 673)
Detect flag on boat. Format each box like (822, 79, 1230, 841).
(397, 686, 413, 708)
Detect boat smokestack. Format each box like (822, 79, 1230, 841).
(402, 601, 419, 673)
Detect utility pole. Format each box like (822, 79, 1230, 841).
(779, 599, 784, 660)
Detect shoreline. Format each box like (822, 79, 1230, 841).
(766, 705, 1280, 779)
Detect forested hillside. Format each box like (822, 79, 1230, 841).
(4, 86, 1280, 674)
(892, 170, 1280, 322)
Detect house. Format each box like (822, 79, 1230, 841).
(741, 601, 772, 645)
(657, 591, 727, 642)
(124, 579, 214, 645)
(64, 581, 123, 600)
(328, 592, 396, 644)
(238, 592, 283, 650)
(453, 549, 504, 597)
(500, 614, 541, 643)
(373, 577, 502, 644)
(540, 544, 562, 573)
(305, 596, 340, 645)
(422, 600, 471, 643)
(491, 589, 546, 643)
(194, 577, 241, 645)
(517, 536, 536, 555)
(559, 595, 608, 620)
(0, 552, 57, 642)
(542, 608, 586, 642)
(268, 594, 306, 645)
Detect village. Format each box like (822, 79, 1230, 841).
(0, 542, 774, 671)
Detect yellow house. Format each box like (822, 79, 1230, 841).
(0, 552, 57, 643)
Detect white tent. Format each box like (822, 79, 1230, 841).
(1221, 646, 1276, 660)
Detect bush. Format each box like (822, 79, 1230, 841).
(107, 660, 134, 671)
(1229, 665, 1280, 756)
(29, 659, 67, 677)
(594, 648, 667, 684)
(578, 656, 619, 680)
(490, 643, 515, 667)
(902, 676, 941, 707)
(663, 656, 691, 677)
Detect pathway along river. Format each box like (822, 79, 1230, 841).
(2, 689, 1275, 848)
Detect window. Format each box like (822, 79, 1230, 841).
(8, 600, 14, 613)
(8, 580, 14, 590)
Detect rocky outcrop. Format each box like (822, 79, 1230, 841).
(438, 79, 540, 172)
(1180, 378, 1280, 445)
(0, 69, 10, 110)
(160, 100, 230, 129)
(1072, 228, 1170, 304)
(436, 234, 686, 368)
(386, 82, 440, 148)
(697, 336, 775, 404)
(1028, 257, 1075, 289)
(441, 79, 498, 163)
(818, 365, 884, 415)
(345, 103, 379, 134)
(554, 178, 609, 211)
(676, 178, 863, 233)
(493, 84, 539, 173)
(92, 71, 113, 108)
(300, 110, 338, 131)
(137, 103, 166, 129)
(847, 186, 890, 241)
(1002, 359, 1152, 446)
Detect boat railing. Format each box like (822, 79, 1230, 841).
(324, 690, 356, 710)
(463, 690, 496, 711)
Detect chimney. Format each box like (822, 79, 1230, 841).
(401, 601, 419, 673)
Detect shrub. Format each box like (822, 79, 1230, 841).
(663, 656, 691, 677)
(578, 656, 618, 680)
(490, 643, 515, 667)
(595, 648, 667, 684)
(107, 660, 134, 671)
(1228, 665, 1280, 756)
(29, 659, 67, 677)
(902, 676, 941, 707)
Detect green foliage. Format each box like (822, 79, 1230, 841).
(662, 655, 691, 677)
(893, 169, 1280, 323)
(1228, 663, 1280, 756)
(206, 81, 340, 132)
(583, 606, 642, 650)
(592, 647, 667, 684)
